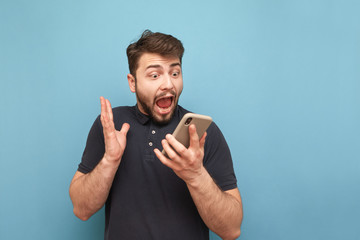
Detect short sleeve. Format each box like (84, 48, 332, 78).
(78, 115, 105, 173)
(203, 122, 237, 191)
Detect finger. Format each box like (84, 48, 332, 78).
(120, 123, 130, 137)
(161, 138, 182, 161)
(100, 97, 115, 137)
(105, 99, 114, 121)
(154, 148, 177, 170)
(100, 96, 107, 120)
(165, 134, 187, 157)
(189, 124, 200, 149)
(199, 132, 207, 149)
(100, 96, 110, 127)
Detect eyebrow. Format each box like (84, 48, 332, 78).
(170, 63, 181, 68)
(145, 62, 181, 70)
(146, 64, 161, 70)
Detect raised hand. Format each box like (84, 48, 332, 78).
(100, 96, 130, 163)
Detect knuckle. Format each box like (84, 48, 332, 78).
(178, 147, 186, 155)
(168, 151, 178, 160)
(188, 159, 195, 166)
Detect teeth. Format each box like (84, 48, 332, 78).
(159, 106, 171, 110)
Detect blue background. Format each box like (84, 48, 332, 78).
(1, 0, 359, 239)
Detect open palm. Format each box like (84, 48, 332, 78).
(100, 96, 130, 163)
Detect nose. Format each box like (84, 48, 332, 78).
(160, 74, 175, 90)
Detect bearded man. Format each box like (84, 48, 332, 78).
(70, 30, 243, 240)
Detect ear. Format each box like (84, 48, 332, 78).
(127, 74, 136, 93)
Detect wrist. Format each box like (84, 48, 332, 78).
(88, 154, 120, 181)
(186, 167, 210, 190)
(102, 153, 121, 168)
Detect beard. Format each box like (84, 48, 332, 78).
(136, 89, 179, 126)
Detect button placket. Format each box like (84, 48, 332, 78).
(148, 124, 157, 149)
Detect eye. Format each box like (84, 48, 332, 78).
(172, 72, 179, 77)
(151, 74, 159, 79)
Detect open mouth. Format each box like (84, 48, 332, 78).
(155, 96, 174, 114)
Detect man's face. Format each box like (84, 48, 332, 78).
(128, 53, 183, 125)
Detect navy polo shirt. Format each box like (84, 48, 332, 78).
(78, 105, 237, 240)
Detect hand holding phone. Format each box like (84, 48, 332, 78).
(162, 113, 212, 156)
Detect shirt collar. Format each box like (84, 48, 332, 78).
(135, 104, 150, 125)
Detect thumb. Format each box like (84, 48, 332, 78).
(120, 123, 130, 137)
(199, 132, 207, 149)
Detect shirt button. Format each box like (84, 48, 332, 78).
(152, 130, 156, 135)
(149, 142, 153, 147)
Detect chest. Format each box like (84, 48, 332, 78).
(111, 121, 186, 197)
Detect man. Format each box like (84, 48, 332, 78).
(70, 30, 243, 240)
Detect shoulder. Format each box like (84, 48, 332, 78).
(111, 105, 136, 119)
(205, 121, 227, 150)
(207, 121, 223, 137)
(204, 121, 230, 157)
(112, 106, 136, 116)
(112, 106, 137, 129)
(177, 105, 191, 117)
(93, 106, 134, 118)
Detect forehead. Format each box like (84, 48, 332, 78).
(137, 53, 181, 70)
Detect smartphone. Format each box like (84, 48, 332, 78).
(162, 113, 212, 156)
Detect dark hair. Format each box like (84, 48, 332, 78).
(126, 30, 184, 77)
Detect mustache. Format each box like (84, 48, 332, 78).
(155, 90, 176, 100)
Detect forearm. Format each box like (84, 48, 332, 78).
(186, 167, 243, 240)
(69, 155, 119, 221)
